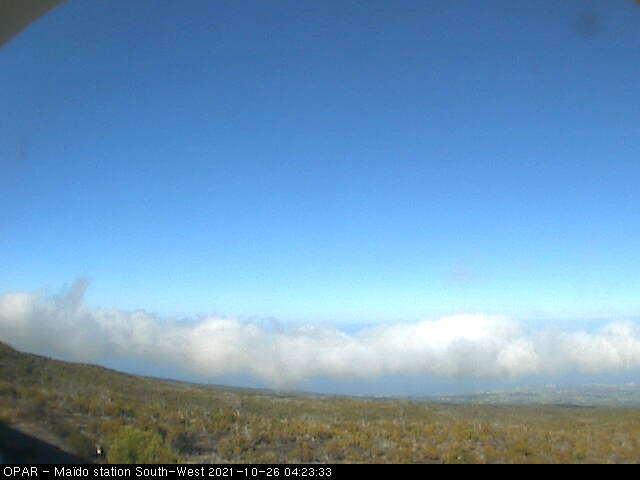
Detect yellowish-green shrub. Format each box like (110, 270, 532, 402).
(107, 426, 178, 464)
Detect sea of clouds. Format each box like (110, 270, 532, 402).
(2, 279, 640, 388)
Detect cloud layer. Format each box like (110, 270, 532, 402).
(2, 279, 640, 387)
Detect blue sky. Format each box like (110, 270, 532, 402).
(3, 0, 640, 323)
(1, 1, 640, 393)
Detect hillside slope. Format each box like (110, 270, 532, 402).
(2, 341, 640, 463)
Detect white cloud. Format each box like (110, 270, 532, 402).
(1, 279, 640, 387)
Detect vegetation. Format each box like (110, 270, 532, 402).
(107, 425, 177, 464)
(2, 341, 640, 463)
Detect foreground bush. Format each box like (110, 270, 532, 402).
(107, 426, 178, 464)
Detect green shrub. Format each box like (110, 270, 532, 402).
(291, 440, 314, 463)
(168, 429, 200, 455)
(107, 426, 178, 464)
(217, 433, 253, 459)
(66, 430, 96, 460)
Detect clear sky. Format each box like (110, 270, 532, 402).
(1, 1, 640, 394)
